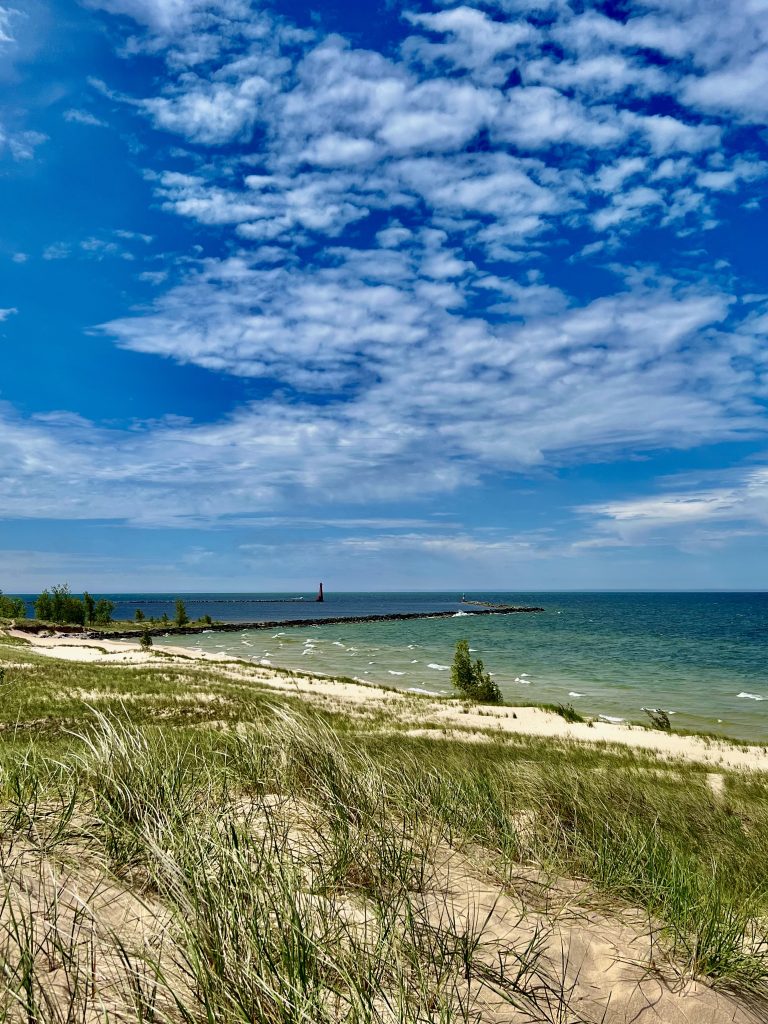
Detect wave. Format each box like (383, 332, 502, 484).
(427, 663, 450, 671)
(408, 687, 439, 695)
(453, 611, 469, 617)
(738, 692, 767, 701)
(599, 714, 624, 724)
(568, 692, 584, 697)
(388, 670, 405, 676)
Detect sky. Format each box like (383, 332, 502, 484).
(1, 0, 767, 593)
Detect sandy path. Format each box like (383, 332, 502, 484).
(7, 629, 768, 772)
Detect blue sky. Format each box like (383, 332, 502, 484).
(1, 0, 767, 592)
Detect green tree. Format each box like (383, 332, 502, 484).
(451, 639, 502, 704)
(175, 599, 189, 627)
(35, 590, 53, 621)
(83, 592, 95, 625)
(0, 591, 26, 619)
(161, 612, 169, 626)
(93, 599, 114, 626)
(140, 627, 153, 652)
(135, 608, 145, 622)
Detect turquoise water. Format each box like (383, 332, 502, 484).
(157, 592, 768, 741)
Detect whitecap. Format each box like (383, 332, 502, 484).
(427, 663, 450, 671)
(453, 611, 469, 617)
(599, 714, 624, 724)
(332, 641, 345, 647)
(259, 658, 272, 666)
(272, 632, 285, 638)
(388, 670, 405, 676)
(738, 692, 767, 701)
(513, 677, 530, 685)
(568, 692, 584, 698)
(408, 687, 438, 695)
(410, 659, 419, 663)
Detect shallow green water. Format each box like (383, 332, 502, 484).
(159, 592, 768, 741)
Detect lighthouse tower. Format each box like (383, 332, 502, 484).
(316, 582, 324, 602)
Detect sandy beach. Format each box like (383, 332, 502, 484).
(10, 628, 768, 773)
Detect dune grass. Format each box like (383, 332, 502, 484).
(0, 641, 766, 1021)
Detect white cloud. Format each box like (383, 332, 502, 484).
(405, 6, 535, 82)
(581, 467, 768, 546)
(0, 307, 17, 320)
(0, 6, 15, 45)
(83, 258, 768, 525)
(42, 243, 70, 260)
(64, 108, 107, 127)
(143, 73, 273, 144)
(0, 128, 46, 160)
(683, 51, 768, 121)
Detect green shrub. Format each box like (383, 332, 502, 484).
(175, 598, 189, 627)
(451, 639, 502, 704)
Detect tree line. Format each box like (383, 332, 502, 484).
(0, 585, 204, 630)
(34, 585, 115, 625)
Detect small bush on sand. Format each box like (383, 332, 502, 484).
(451, 639, 502, 704)
(644, 707, 672, 730)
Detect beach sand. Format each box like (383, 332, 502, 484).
(9, 628, 768, 772)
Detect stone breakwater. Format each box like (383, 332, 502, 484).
(19, 606, 543, 640)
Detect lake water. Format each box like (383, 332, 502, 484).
(127, 591, 768, 742)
